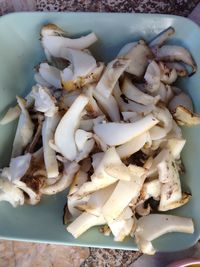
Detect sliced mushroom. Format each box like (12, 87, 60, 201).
(54, 94, 89, 161)
(68, 170, 89, 218)
(108, 207, 134, 241)
(75, 129, 93, 152)
(168, 92, 193, 113)
(84, 86, 103, 117)
(41, 162, 79, 195)
(67, 212, 106, 238)
(135, 214, 194, 255)
(61, 55, 104, 91)
(121, 76, 158, 105)
(149, 27, 175, 48)
(144, 60, 161, 93)
(173, 106, 200, 127)
(102, 165, 147, 223)
(41, 23, 67, 38)
(156, 149, 190, 211)
(0, 105, 21, 125)
(116, 132, 150, 159)
(113, 82, 155, 115)
(0, 177, 24, 207)
(95, 58, 130, 98)
(155, 45, 197, 75)
(125, 40, 153, 77)
(93, 114, 158, 146)
(42, 113, 61, 178)
(167, 138, 186, 159)
(165, 62, 188, 77)
(93, 90, 120, 122)
(30, 85, 58, 117)
(76, 147, 128, 196)
(34, 72, 52, 87)
(14, 180, 41, 205)
(39, 63, 61, 88)
(140, 179, 161, 202)
(75, 138, 95, 163)
(12, 96, 34, 157)
(158, 62, 178, 84)
(8, 153, 32, 182)
(42, 32, 98, 58)
(77, 183, 117, 216)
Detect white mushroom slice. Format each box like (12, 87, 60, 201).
(91, 152, 104, 171)
(116, 132, 150, 159)
(67, 212, 105, 238)
(41, 162, 79, 195)
(165, 62, 188, 77)
(55, 95, 88, 161)
(121, 77, 158, 105)
(104, 163, 131, 181)
(8, 153, 32, 182)
(168, 92, 193, 113)
(149, 27, 175, 48)
(30, 85, 58, 117)
(76, 138, 95, 163)
(93, 90, 120, 122)
(34, 73, 51, 87)
(0, 178, 24, 207)
(12, 97, 34, 157)
(39, 63, 61, 88)
(167, 120, 183, 139)
(75, 129, 93, 151)
(93, 134, 108, 152)
(108, 207, 134, 241)
(157, 150, 190, 211)
(95, 58, 130, 98)
(0, 105, 21, 125)
(173, 106, 200, 127)
(84, 86, 103, 117)
(68, 171, 89, 218)
(62, 62, 104, 91)
(78, 183, 117, 216)
(167, 138, 186, 159)
(42, 113, 61, 178)
(135, 203, 151, 216)
(149, 126, 168, 141)
(113, 82, 155, 115)
(117, 42, 137, 56)
(93, 114, 158, 146)
(14, 180, 41, 205)
(102, 165, 147, 223)
(76, 147, 126, 196)
(140, 179, 161, 201)
(68, 195, 90, 219)
(150, 107, 173, 140)
(159, 62, 178, 84)
(125, 40, 153, 77)
(121, 112, 138, 121)
(42, 32, 98, 58)
(155, 45, 197, 74)
(69, 170, 88, 196)
(144, 60, 161, 92)
(135, 214, 194, 255)
(62, 48, 96, 77)
(41, 23, 67, 38)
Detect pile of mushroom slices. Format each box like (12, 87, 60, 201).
(0, 24, 198, 254)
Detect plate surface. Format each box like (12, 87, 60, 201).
(0, 12, 200, 252)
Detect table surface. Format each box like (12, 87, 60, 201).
(0, 1, 200, 266)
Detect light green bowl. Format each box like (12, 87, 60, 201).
(0, 12, 200, 252)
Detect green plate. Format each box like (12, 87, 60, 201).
(0, 12, 200, 252)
